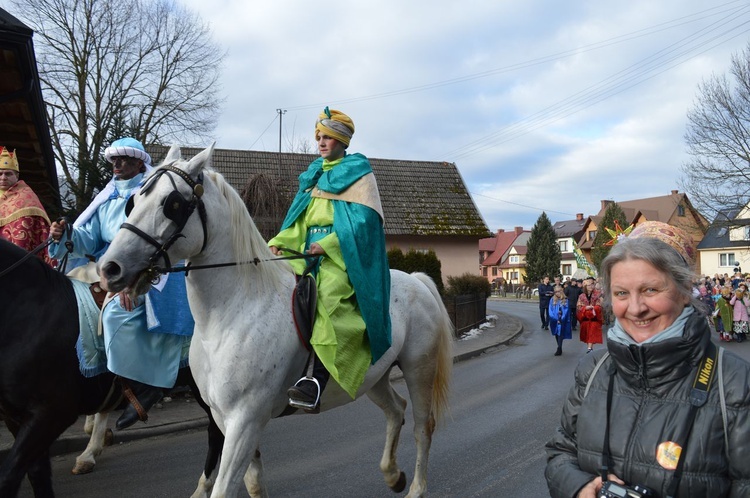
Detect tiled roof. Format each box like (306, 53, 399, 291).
(553, 218, 586, 238)
(147, 145, 489, 237)
(598, 192, 686, 223)
(479, 229, 524, 266)
(697, 208, 746, 250)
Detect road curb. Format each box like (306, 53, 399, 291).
(453, 319, 525, 363)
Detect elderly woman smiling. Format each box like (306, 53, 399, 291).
(545, 221, 750, 498)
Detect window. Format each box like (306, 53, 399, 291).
(589, 230, 597, 241)
(559, 240, 568, 252)
(677, 205, 685, 216)
(562, 264, 572, 275)
(491, 267, 497, 276)
(720, 253, 736, 267)
(509, 255, 520, 264)
(482, 267, 488, 276)
(744, 227, 750, 241)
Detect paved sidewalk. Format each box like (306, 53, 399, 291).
(0, 311, 523, 460)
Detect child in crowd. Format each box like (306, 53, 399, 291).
(548, 285, 571, 356)
(729, 284, 750, 343)
(713, 287, 734, 342)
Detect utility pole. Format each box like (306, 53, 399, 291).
(276, 109, 286, 174)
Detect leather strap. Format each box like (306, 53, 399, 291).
(121, 380, 149, 422)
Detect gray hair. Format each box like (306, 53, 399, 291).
(599, 237, 701, 312)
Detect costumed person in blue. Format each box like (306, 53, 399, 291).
(548, 285, 572, 356)
(48, 137, 194, 429)
(268, 107, 391, 411)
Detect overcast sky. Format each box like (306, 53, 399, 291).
(179, 1, 749, 231)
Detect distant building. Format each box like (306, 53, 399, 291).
(552, 213, 587, 279)
(577, 190, 708, 273)
(478, 227, 530, 285)
(697, 206, 750, 277)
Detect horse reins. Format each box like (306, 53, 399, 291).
(0, 237, 55, 278)
(153, 249, 320, 276)
(118, 163, 318, 278)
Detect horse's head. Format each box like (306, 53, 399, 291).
(98, 143, 215, 294)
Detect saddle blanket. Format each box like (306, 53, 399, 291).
(71, 278, 108, 377)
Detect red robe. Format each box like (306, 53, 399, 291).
(0, 180, 51, 261)
(576, 290, 603, 344)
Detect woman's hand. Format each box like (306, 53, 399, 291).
(269, 245, 281, 256)
(576, 474, 625, 498)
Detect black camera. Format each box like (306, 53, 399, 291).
(599, 481, 654, 498)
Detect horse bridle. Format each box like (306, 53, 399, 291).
(120, 164, 208, 272)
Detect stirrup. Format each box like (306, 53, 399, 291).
(288, 376, 321, 411)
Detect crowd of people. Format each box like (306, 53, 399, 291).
(694, 272, 750, 343)
(539, 275, 604, 356)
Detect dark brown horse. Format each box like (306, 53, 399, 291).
(0, 239, 222, 497)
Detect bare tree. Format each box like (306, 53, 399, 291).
(679, 42, 750, 224)
(13, 0, 225, 213)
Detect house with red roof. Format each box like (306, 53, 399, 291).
(479, 227, 530, 285)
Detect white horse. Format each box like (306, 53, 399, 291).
(97, 144, 453, 498)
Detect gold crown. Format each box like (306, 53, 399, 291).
(0, 147, 19, 172)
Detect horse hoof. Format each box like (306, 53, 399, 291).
(72, 461, 95, 475)
(103, 428, 114, 447)
(390, 471, 407, 493)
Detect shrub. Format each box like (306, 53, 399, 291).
(445, 273, 491, 297)
(387, 247, 444, 294)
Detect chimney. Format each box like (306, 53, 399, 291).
(576, 213, 584, 221)
(496, 229, 504, 236)
(514, 226, 523, 235)
(671, 189, 679, 195)
(601, 200, 613, 211)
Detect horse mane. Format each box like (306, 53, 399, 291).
(204, 169, 293, 292)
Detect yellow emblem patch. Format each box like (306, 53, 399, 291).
(656, 441, 682, 470)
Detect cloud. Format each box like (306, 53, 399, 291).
(178, 0, 750, 231)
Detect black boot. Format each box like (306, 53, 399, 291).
(116, 379, 164, 430)
(288, 355, 329, 413)
(554, 336, 563, 356)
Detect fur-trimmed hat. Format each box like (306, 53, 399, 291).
(104, 137, 152, 167)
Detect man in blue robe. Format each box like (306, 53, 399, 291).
(49, 137, 194, 429)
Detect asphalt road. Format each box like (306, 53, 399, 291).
(18, 301, 749, 497)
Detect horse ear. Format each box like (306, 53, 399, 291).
(165, 144, 182, 163)
(185, 142, 216, 176)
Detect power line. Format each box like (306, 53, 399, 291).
(248, 114, 279, 150)
(443, 4, 750, 161)
(282, 1, 748, 112)
(470, 191, 575, 217)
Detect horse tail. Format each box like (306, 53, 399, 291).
(412, 272, 453, 424)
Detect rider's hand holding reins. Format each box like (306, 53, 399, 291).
(307, 242, 326, 255)
(49, 219, 66, 242)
